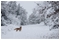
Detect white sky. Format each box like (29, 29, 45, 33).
(17, 1, 38, 18)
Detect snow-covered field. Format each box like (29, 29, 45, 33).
(1, 22, 59, 39)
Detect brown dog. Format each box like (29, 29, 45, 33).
(14, 26, 22, 31)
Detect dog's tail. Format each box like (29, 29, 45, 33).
(14, 28, 16, 30)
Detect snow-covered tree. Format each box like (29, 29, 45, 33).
(16, 4, 27, 25)
(1, 1, 27, 26)
(43, 1, 59, 27)
(29, 1, 59, 29)
(29, 8, 41, 24)
(1, 1, 8, 26)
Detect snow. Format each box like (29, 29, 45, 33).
(1, 22, 59, 39)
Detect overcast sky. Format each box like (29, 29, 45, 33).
(17, 1, 38, 18)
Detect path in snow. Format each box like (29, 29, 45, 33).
(1, 23, 59, 39)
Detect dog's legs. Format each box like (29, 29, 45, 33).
(19, 30, 21, 31)
(16, 30, 18, 32)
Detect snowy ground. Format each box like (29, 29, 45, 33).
(1, 22, 59, 39)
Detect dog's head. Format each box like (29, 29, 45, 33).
(20, 26, 22, 28)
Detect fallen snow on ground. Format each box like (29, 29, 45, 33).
(1, 22, 59, 39)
